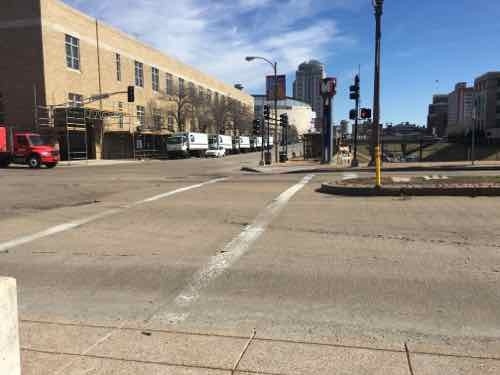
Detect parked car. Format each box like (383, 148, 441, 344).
(206, 146, 226, 158)
(0, 125, 59, 168)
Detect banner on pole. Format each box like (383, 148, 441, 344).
(266, 75, 286, 101)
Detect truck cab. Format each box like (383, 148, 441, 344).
(0, 126, 59, 168)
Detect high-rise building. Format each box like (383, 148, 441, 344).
(427, 94, 448, 137)
(447, 83, 473, 138)
(293, 60, 326, 130)
(474, 72, 500, 140)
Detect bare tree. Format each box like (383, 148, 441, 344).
(209, 96, 231, 134)
(157, 86, 193, 132)
(189, 92, 211, 133)
(228, 99, 253, 136)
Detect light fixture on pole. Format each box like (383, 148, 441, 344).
(245, 56, 279, 164)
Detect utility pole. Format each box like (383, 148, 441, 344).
(372, 0, 384, 188)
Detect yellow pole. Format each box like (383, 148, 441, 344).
(375, 145, 382, 188)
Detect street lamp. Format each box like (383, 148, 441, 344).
(372, 0, 384, 188)
(245, 56, 279, 164)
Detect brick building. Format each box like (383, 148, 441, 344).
(0, 0, 254, 159)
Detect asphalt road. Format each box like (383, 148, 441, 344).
(1, 154, 500, 374)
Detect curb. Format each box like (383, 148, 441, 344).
(240, 166, 264, 173)
(285, 165, 500, 175)
(319, 183, 500, 197)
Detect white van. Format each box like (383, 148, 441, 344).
(166, 132, 208, 158)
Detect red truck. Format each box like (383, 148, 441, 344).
(0, 125, 59, 168)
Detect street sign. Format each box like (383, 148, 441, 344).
(320, 77, 337, 98)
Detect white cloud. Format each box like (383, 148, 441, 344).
(64, 0, 356, 93)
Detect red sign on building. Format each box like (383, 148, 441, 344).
(266, 75, 286, 101)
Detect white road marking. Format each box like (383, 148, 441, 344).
(341, 172, 359, 181)
(0, 178, 227, 253)
(149, 174, 315, 324)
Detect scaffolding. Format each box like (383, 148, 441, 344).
(36, 101, 170, 161)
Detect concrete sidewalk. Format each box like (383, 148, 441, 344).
(58, 159, 151, 167)
(20, 321, 500, 374)
(243, 160, 500, 175)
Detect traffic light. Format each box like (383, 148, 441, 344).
(279, 113, 289, 128)
(349, 75, 360, 101)
(349, 109, 357, 120)
(253, 119, 262, 135)
(127, 86, 135, 103)
(360, 108, 372, 119)
(263, 105, 270, 120)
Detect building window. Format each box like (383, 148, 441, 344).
(135, 61, 144, 87)
(136, 105, 145, 127)
(167, 115, 175, 131)
(497, 119, 500, 128)
(214, 92, 219, 104)
(207, 89, 212, 103)
(68, 93, 83, 107)
(165, 73, 173, 95)
(151, 67, 160, 92)
(153, 110, 162, 129)
(118, 102, 124, 128)
(497, 92, 500, 101)
(198, 86, 204, 98)
(497, 106, 500, 114)
(189, 82, 195, 97)
(65, 34, 80, 70)
(178, 78, 185, 96)
(0, 92, 5, 123)
(115, 53, 121, 81)
(497, 79, 500, 87)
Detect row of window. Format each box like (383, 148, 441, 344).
(475, 79, 500, 91)
(65, 34, 224, 103)
(135, 105, 175, 129)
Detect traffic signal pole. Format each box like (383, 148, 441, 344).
(273, 62, 279, 164)
(372, 0, 384, 188)
(320, 78, 337, 164)
(351, 75, 360, 167)
(261, 122, 265, 166)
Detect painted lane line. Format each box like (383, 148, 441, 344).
(134, 177, 226, 204)
(341, 172, 359, 181)
(0, 177, 228, 254)
(148, 174, 315, 324)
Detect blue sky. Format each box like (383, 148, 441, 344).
(65, 0, 500, 126)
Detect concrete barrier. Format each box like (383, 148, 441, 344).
(0, 277, 20, 375)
